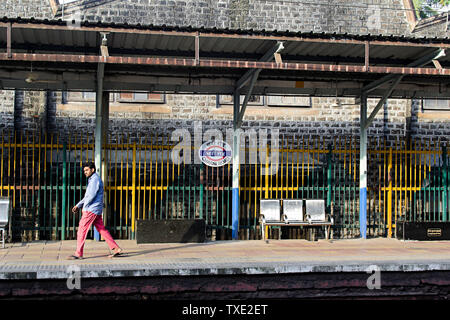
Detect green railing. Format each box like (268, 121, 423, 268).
(1, 131, 448, 241)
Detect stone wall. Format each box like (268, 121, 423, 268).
(0, 0, 448, 148)
(1, 0, 445, 37)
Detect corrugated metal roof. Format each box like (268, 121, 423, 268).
(0, 17, 448, 98)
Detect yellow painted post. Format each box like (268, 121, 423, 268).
(419, 141, 423, 217)
(166, 136, 169, 219)
(125, 136, 130, 236)
(265, 143, 269, 237)
(131, 142, 136, 239)
(254, 143, 257, 222)
(154, 135, 158, 215)
(275, 137, 279, 199)
(143, 136, 147, 220)
(383, 138, 386, 225)
(149, 135, 153, 218)
(377, 138, 381, 222)
(13, 132, 16, 209)
(19, 134, 23, 214)
(265, 144, 269, 199)
(387, 147, 393, 238)
(400, 141, 403, 222)
(1, 133, 3, 197)
(8, 132, 11, 199)
(120, 134, 124, 238)
(395, 140, 399, 233)
(301, 136, 305, 198)
(296, 137, 300, 201)
(409, 139, 412, 219)
(414, 140, 418, 221)
(138, 139, 141, 221)
(172, 138, 176, 219)
(291, 136, 295, 199)
(114, 135, 118, 236)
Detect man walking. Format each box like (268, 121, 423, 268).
(67, 162, 123, 260)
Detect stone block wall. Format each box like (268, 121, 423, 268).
(0, 0, 448, 148)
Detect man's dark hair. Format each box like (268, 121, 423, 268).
(83, 162, 96, 172)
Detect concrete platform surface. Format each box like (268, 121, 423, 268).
(0, 238, 450, 280)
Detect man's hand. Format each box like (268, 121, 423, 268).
(71, 206, 79, 214)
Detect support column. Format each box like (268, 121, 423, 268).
(232, 90, 240, 240)
(101, 92, 109, 230)
(94, 32, 109, 241)
(359, 93, 368, 239)
(443, 146, 448, 222)
(93, 92, 109, 240)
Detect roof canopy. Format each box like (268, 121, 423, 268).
(0, 17, 449, 98)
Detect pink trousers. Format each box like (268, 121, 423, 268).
(75, 210, 119, 257)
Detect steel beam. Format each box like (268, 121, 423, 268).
(364, 75, 404, 130)
(2, 53, 449, 77)
(235, 41, 284, 90)
(363, 48, 446, 129)
(236, 69, 260, 128)
(362, 48, 446, 93)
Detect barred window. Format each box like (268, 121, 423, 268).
(422, 99, 450, 111)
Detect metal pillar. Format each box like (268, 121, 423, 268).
(232, 90, 240, 240)
(94, 32, 109, 241)
(359, 93, 368, 239)
(359, 48, 446, 239)
(93, 89, 106, 241)
(231, 41, 284, 239)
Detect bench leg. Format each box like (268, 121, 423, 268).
(308, 228, 315, 241)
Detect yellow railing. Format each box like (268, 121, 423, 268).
(1, 130, 448, 240)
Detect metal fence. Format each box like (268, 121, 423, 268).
(0, 131, 448, 241)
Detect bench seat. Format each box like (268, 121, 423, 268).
(260, 199, 333, 241)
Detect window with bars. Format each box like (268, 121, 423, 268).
(422, 99, 450, 111)
(63, 92, 166, 104)
(216, 95, 312, 108)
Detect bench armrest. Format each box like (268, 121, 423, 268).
(326, 213, 334, 224)
(259, 214, 266, 224)
(306, 214, 312, 224)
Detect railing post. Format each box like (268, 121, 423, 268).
(131, 143, 136, 239)
(387, 148, 393, 238)
(61, 141, 67, 240)
(327, 144, 332, 208)
(199, 165, 204, 219)
(442, 146, 448, 221)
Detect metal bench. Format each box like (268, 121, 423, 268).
(0, 197, 10, 248)
(259, 199, 333, 241)
(304, 199, 334, 241)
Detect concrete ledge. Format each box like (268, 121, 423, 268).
(1, 260, 450, 280)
